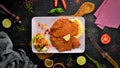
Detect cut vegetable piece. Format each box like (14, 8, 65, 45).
(77, 56, 86, 65)
(101, 33, 111, 44)
(44, 59, 54, 68)
(2, 18, 12, 28)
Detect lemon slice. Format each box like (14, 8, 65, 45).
(2, 18, 12, 28)
(77, 56, 86, 65)
(44, 59, 54, 67)
(63, 34, 70, 41)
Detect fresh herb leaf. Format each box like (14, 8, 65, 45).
(85, 28, 90, 34)
(56, 8, 64, 13)
(67, 55, 73, 62)
(86, 54, 106, 68)
(26, 2, 33, 13)
(13, 25, 25, 32)
(48, 8, 64, 14)
(48, 8, 56, 14)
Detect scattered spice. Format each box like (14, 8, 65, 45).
(44, 29, 50, 35)
(37, 22, 50, 35)
(86, 54, 106, 68)
(74, 0, 81, 3)
(37, 22, 47, 30)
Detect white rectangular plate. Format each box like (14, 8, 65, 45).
(32, 16, 85, 53)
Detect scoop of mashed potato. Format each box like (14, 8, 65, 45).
(69, 18, 83, 38)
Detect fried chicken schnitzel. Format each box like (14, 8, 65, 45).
(50, 18, 80, 52)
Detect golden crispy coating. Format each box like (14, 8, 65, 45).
(71, 37, 80, 48)
(50, 18, 78, 37)
(50, 18, 80, 52)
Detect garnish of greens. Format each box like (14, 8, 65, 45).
(66, 55, 73, 67)
(13, 25, 25, 32)
(48, 8, 64, 14)
(67, 55, 73, 62)
(25, 2, 33, 13)
(86, 54, 106, 68)
(85, 28, 90, 34)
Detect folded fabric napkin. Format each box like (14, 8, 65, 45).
(0, 31, 37, 68)
(94, 0, 120, 29)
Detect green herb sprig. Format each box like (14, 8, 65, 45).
(67, 55, 73, 62)
(86, 54, 106, 68)
(26, 2, 33, 13)
(13, 25, 25, 32)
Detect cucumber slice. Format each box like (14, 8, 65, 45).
(77, 56, 86, 65)
(2, 18, 12, 28)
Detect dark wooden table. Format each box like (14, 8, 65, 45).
(0, 0, 120, 68)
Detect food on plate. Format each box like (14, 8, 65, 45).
(101, 33, 111, 44)
(69, 18, 83, 38)
(37, 22, 47, 30)
(2, 18, 12, 28)
(77, 56, 86, 65)
(44, 59, 54, 67)
(50, 18, 78, 37)
(32, 32, 50, 52)
(63, 34, 70, 41)
(50, 18, 83, 52)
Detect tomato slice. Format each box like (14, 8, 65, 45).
(101, 33, 111, 44)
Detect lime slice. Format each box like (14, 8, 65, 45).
(77, 56, 86, 65)
(44, 59, 54, 67)
(2, 18, 12, 28)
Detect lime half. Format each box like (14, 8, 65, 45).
(2, 18, 12, 28)
(77, 56, 86, 65)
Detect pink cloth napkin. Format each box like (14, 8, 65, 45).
(94, 0, 120, 29)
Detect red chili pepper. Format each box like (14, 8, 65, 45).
(54, 0, 58, 7)
(61, 0, 67, 10)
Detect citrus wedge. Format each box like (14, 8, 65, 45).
(63, 34, 70, 41)
(44, 59, 54, 67)
(77, 56, 86, 65)
(2, 18, 12, 28)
